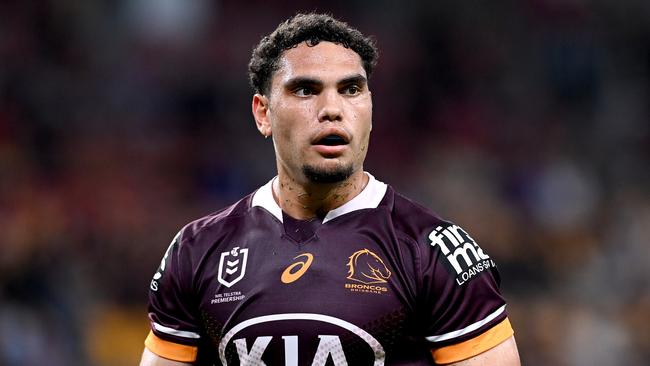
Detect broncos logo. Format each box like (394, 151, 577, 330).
(346, 249, 391, 284)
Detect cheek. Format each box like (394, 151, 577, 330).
(352, 99, 372, 127)
(272, 102, 315, 137)
(356, 112, 372, 152)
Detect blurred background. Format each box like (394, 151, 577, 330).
(1, 0, 648, 365)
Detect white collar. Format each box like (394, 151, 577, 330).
(251, 172, 387, 224)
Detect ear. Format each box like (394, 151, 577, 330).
(252, 94, 272, 138)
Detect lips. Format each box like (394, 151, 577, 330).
(312, 129, 350, 146)
(316, 135, 347, 146)
(311, 129, 350, 156)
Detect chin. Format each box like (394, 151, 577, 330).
(302, 163, 353, 184)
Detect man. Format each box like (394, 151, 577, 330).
(140, 13, 521, 365)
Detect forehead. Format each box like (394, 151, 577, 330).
(273, 41, 366, 85)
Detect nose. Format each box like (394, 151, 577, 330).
(317, 89, 343, 122)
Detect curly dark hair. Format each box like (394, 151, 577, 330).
(248, 13, 379, 95)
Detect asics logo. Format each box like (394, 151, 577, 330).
(281, 253, 314, 284)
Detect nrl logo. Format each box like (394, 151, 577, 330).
(346, 249, 391, 284)
(218, 247, 249, 288)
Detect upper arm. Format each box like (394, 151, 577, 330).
(419, 222, 512, 363)
(146, 230, 201, 362)
(140, 348, 193, 366)
(445, 336, 521, 366)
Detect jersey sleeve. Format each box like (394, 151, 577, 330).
(418, 221, 514, 364)
(144, 229, 201, 362)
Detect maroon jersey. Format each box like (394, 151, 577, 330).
(145, 173, 513, 365)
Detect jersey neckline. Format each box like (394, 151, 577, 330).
(251, 172, 388, 224)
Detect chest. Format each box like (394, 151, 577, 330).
(194, 221, 423, 365)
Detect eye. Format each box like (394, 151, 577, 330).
(293, 86, 314, 97)
(341, 84, 362, 95)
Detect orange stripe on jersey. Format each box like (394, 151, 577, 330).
(145, 330, 198, 362)
(431, 317, 514, 364)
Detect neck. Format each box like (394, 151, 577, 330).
(273, 170, 368, 220)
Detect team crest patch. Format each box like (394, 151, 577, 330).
(217, 247, 249, 288)
(344, 249, 391, 295)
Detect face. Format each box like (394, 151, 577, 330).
(252, 41, 373, 185)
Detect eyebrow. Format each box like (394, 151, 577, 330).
(283, 74, 368, 90)
(338, 74, 367, 87)
(284, 77, 322, 90)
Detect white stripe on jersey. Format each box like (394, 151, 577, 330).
(322, 173, 387, 223)
(153, 322, 201, 339)
(425, 305, 506, 342)
(251, 172, 388, 224)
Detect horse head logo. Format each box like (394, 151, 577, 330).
(346, 249, 391, 284)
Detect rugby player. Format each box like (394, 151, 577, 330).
(140, 13, 521, 365)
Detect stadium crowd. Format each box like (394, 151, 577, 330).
(1, 1, 648, 365)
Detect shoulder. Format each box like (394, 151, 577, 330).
(385, 186, 500, 287)
(383, 187, 448, 244)
(176, 193, 255, 247)
(384, 187, 492, 270)
(386, 187, 489, 255)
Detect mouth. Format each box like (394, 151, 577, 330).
(311, 131, 350, 157)
(312, 129, 350, 146)
(314, 134, 348, 146)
